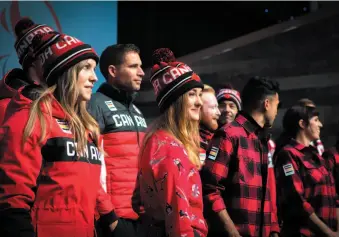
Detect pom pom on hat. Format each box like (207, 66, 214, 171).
(14, 17, 35, 39)
(14, 17, 55, 66)
(150, 48, 203, 112)
(152, 48, 176, 65)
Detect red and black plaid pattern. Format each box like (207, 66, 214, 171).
(200, 112, 280, 237)
(322, 146, 339, 195)
(275, 139, 339, 236)
(199, 125, 214, 165)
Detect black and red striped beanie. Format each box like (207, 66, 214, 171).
(216, 84, 242, 110)
(14, 17, 54, 67)
(31, 33, 99, 86)
(150, 48, 204, 112)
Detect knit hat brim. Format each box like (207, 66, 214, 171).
(216, 89, 242, 111)
(217, 94, 242, 111)
(44, 44, 99, 86)
(158, 74, 204, 112)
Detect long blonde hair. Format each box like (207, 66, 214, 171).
(140, 93, 201, 169)
(23, 60, 101, 155)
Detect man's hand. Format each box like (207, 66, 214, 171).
(109, 220, 118, 232)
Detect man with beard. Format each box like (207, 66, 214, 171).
(201, 77, 281, 237)
(199, 85, 221, 165)
(216, 84, 241, 127)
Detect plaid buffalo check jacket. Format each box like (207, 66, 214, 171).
(200, 112, 280, 237)
(275, 139, 339, 237)
(323, 146, 339, 195)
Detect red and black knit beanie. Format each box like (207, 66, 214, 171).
(14, 17, 54, 67)
(216, 84, 242, 110)
(31, 33, 99, 86)
(150, 48, 204, 112)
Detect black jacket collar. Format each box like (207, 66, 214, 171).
(97, 82, 137, 105)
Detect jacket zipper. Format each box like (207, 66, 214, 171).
(127, 101, 141, 147)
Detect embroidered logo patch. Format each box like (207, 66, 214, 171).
(208, 146, 219, 160)
(199, 153, 206, 164)
(283, 163, 295, 176)
(56, 119, 71, 134)
(105, 100, 117, 111)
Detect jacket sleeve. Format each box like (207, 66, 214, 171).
(96, 139, 118, 225)
(0, 115, 43, 237)
(322, 149, 339, 207)
(275, 150, 315, 217)
(154, 151, 196, 237)
(131, 170, 145, 215)
(96, 187, 118, 226)
(200, 130, 232, 213)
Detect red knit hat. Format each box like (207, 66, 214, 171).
(150, 48, 204, 112)
(31, 33, 99, 86)
(216, 84, 242, 110)
(14, 17, 54, 67)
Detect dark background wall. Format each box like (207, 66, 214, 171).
(118, 2, 339, 147)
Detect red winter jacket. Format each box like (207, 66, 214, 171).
(0, 68, 29, 124)
(0, 90, 117, 237)
(88, 83, 147, 220)
(138, 130, 208, 237)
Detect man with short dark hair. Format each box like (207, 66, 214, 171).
(88, 44, 147, 237)
(201, 76, 281, 237)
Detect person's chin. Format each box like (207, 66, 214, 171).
(313, 133, 320, 140)
(189, 113, 200, 121)
(225, 118, 233, 124)
(133, 85, 141, 91)
(79, 93, 91, 102)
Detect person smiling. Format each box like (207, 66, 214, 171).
(215, 84, 241, 128)
(274, 105, 339, 237)
(136, 48, 208, 237)
(201, 77, 281, 237)
(199, 84, 220, 165)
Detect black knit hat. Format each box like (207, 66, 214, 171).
(31, 33, 99, 86)
(14, 17, 54, 67)
(150, 48, 204, 112)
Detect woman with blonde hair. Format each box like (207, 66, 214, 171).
(136, 48, 208, 237)
(0, 32, 118, 237)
